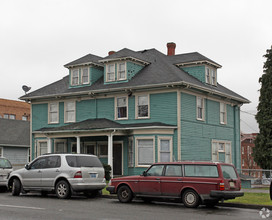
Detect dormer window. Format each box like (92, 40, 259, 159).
(106, 64, 115, 82)
(205, 67, 217, 86)
(82, 67, 89, 84)
(117, 62, 126, 80)
(71, 69, 79, 85)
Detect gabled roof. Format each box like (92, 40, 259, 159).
(0, 119, 30, 147)
(34, 118, 176, 133)
(64, 54, 103, 68)
(21, 48, 249, 104)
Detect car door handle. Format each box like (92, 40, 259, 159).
(56, 169, 60, 172)
(38, 170, 42, 173)
(156, 178, 160, 180)
(177, 179, 182, 181)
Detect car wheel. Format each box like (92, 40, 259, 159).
(182, 189, 200, 208)
(55, 180, 71, 199)
(12, 178, 21, 196)
(117, 185, 133, 203)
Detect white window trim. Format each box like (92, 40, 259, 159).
(64, 100, 76, 123)
(212, 140, 232, 163)
(48, 102, 59, 124)
(54, 139, 67, 153)
(135, 94, 150, 119)
(37, 140, 48, 157)
(205, 66, 217, 86)
(83, 141, 97, 155)
(128, 137, 134, 167)
(115, 96, 128, 120)
(158, 136, 173, 162)
(220, 102, 227, 124)
(135, 136, 155, 167)
(106, 63, 115, 82)
(196, 96, 205, 121)
(81, 67, 90, 84)
(71, 69, 80, 86)
(117, 62, 127, 81)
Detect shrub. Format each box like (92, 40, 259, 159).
(103, 164, 111, 181)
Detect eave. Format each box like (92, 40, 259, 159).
(64, 62, 103, 69)
(176, 60, 222, 68)
(99, 56, 150, 66)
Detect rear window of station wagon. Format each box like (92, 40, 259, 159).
(66, 156, 103, 168)
(184, 165, 219, 178)
(221, 165, 238, 179)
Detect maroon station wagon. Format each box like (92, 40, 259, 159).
(107, 161, 244, 208)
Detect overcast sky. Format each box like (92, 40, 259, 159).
(1, 0, 271, 133)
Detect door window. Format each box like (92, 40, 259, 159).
(45, 156, 61, 168)
(146, 165, 164, 176)
(30, 158, 47, 170)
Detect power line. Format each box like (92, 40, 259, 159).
(240, 110, 256, 116)
(240, 119, 259, 133)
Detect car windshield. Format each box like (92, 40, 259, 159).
(221, 165, 238, 179)
(66, 156, 103, 168)
(0, 158, 12, 169)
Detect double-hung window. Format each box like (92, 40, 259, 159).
(206, 67, 217, 85)
(158, 137, 172, 162)
(54, 140, 67, 153)
(116, 97, 128, 119)
(38, 141, 48, 156)
(71, 69, 79, 85)
(196, 97, 204, 120)
(136, 95, 149, 118)
(107, 64, 115, 82)
(64, 101, 76, 123)
(117, 62, 126, 80)
(212, 140, 231, 163)
(82, 67, 89, 84)
(220, 102, 227, 124)
(211, 69, 217, 85)
(205, 68, 210, 84)
(48, 102, 59, 124)
(136, 137, 154, 166)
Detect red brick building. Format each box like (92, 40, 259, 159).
(0, 98, 30, 121)
(241, 133, 261, 178)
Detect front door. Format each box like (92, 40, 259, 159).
(113, 144, 122, 176)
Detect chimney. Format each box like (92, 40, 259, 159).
(167, 42, 176, 56)
(108, 51, 115, 56)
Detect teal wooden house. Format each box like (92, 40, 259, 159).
(21, 42, 249, 176)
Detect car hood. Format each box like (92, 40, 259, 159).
(10, 168, 25, 176)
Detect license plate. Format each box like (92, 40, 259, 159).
(229, 182, 235, 188)
(90, 173, 97, 178)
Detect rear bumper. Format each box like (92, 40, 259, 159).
(210, 190, 244, 199)
(69, 180, 106, 192)
(106, 186, 116, 194)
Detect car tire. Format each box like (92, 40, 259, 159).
(12, 178, 21, 196)
(55, 180, 71, 199)
(182, 189, 200, 208)
(117, 185, 133, 203)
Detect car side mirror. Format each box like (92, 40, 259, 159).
(25, 164, 30, 170)
(142, 171, 147, 177)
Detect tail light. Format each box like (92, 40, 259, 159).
(74, 171, 82, 178)
(219, 180, 225, 191)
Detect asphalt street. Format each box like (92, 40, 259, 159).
(0, 191, 266, 220)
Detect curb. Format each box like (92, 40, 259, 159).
(102, 194, 272, 210)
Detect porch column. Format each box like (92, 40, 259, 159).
(108, 133, 113, 178)
(76, 136, 80, 154)
(47, 138, 52, 153)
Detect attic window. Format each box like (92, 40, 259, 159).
(205, 67, 217, 86)
(117, 62, 126, 80)
(106, 64, 115, 82)
(82, 67, 89, 84)
(71, 69, 79, 85)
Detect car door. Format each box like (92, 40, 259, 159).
(41, 156, 61, 188)
(138, 165, 164, 196)
(21, 157, 46, 188)
(160, 165, 183, 197)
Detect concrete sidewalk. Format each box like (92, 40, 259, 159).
(243, 188, 269, 193)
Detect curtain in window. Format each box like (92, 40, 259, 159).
(138, 139, 153, 165)
(117, 97, 127, 118)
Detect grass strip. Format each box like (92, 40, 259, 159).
(226, 192, 272, 206)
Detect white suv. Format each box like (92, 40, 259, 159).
(0, 157, 13, 190)
(7, 154, 106, 199)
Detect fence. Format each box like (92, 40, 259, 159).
(237, 169, 272, 188)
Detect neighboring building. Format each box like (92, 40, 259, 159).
(0, 98, 30, 121)
(20, 42, 249, 176)
(0, 118, 30, 169)
(241, 133, 261, 178)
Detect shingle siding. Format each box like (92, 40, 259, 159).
(181, 65, 206, 83)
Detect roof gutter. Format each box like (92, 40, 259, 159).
(21, 81, 249, 104)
